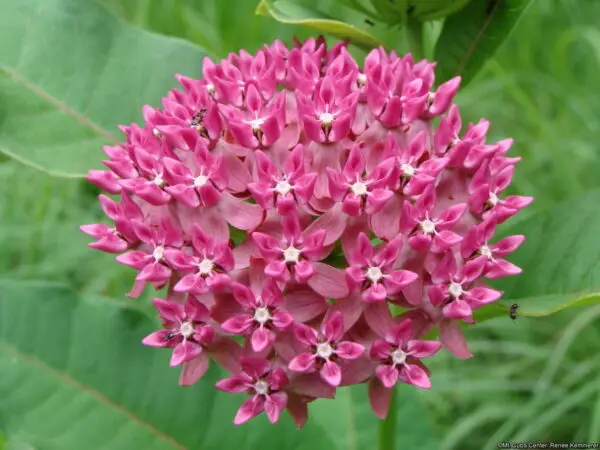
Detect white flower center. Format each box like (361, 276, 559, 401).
(254, 379, 269, 395)
(198, 258, 214, 275)
(205, 83, 215, 94)
(391, 348, 407, 366)
(489, 192, 499, 206)
(194, 175, 209, 187)
(153, 174, 165, 187)
(365, 266, 383, 283)
(480, 245, 493, 259)
(253, 307, 271, 324)
(179, 321, 195, 338)
(152, 128, 162, 138)
(316, 342, 334, 359)
(274, 179, 293, 196)
(152, 245, 165, 261)
(283, 246, 301, 263)
(350, 180, 369, 197)
(421, 219, 436, 234)
(401, 163, 416, 177)
(357, 73, 367, 86)
(319, 112, 336, 125)
(245, 117, 266, 131)
(448, 282, 463, 298)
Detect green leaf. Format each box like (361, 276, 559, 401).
(256, 0, 384, 50)
(311, 384, 438, 449)
(475, 190, 600, 322)
(434, 0, 533, 86)
(0, 0, 208, 177)
(0, 280, 337, 449)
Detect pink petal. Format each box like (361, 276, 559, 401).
(264, 392, 288, 424)
(179, 353, 210, 386)
(320, 361, 342, 386)
(400, 363, 431, 389)
(152, 298, 183, 323)
(386, 319, 413, 347)
(370, 339, 392, 360)
(272, 310, 294, 330)
(294, 323, 319, 346)
(439, 319, 472, 359)
(233, 397, 263, 425)
(142, 330, 170, 348)
(442, 298, 473, 320)
(406, 340, 442, 358)
(220, 193, 264, 231)
(308, 263, 349, 299)
(221, 315, 254, 334)
(368, 377, 392, 419)
(170, 341, 203, 367)
(303, 204, 348, 246)
(283, 289, 328, 322)
(385, 269, 418, 293)
(363, 301, 394, 337)
(336, 341, 365, 360)
(207, 336, 243, 373)
(251, 327, 275, 352)
(376, 364, 399, 389)
(289, 353, 317, 372)
(370, 193, 402, 240)
(322, 310, 344, 342)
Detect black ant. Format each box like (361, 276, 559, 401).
(164, 332, 177, 341)
(509, 303, 519, 321)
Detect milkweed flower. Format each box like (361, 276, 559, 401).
(81, 36, 531, 427)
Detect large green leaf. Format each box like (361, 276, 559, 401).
(312, 385, 438, 450)
(434, 0, 533, 86)
(475, 190, 600, 322)
(0, 280, 438, 449)
(256, 0, 384, 50)
(0, 280, 335, 449)
(0, 0, 207, 177)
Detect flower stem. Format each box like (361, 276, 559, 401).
(378, 386, 397, 450)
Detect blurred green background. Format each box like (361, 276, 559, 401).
(1, 0, 600, 449)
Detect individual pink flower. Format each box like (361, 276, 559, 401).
(216, 357, 288, 425)
(251, 212, 327, 284)
(345, 233, 418, 303)
(115, 217, 182, 284)
(289, 312, 364, 386)
(296, 76, 359, 143)
(370, 319, 441, 389)
(143, 296, 215, 368)
(399, 184, 467, 253)
(384, 131, 448, 196)
(165, 224, 234, 294)
(248, 144, 317, 214)
(162, 139, 227, 208)
(327, 143, 395, 216)
(221, 280, 294, 352)
(461, 220, 525, 279)
(428, 253, 502, 321)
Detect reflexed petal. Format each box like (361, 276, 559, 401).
(264, 392, 288, 424)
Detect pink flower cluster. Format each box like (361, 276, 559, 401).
(82, 37, 532, 427)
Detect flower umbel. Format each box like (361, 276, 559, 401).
(82, 37, 531, 426)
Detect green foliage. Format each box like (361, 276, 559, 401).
(476, 190, 600, 321)
(0, 0, 207, 177)
(1, 0, 600, 448)
(0, 279, 434, 449)
(255, 0, 383, 50)
(434, 0, 534, 85)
